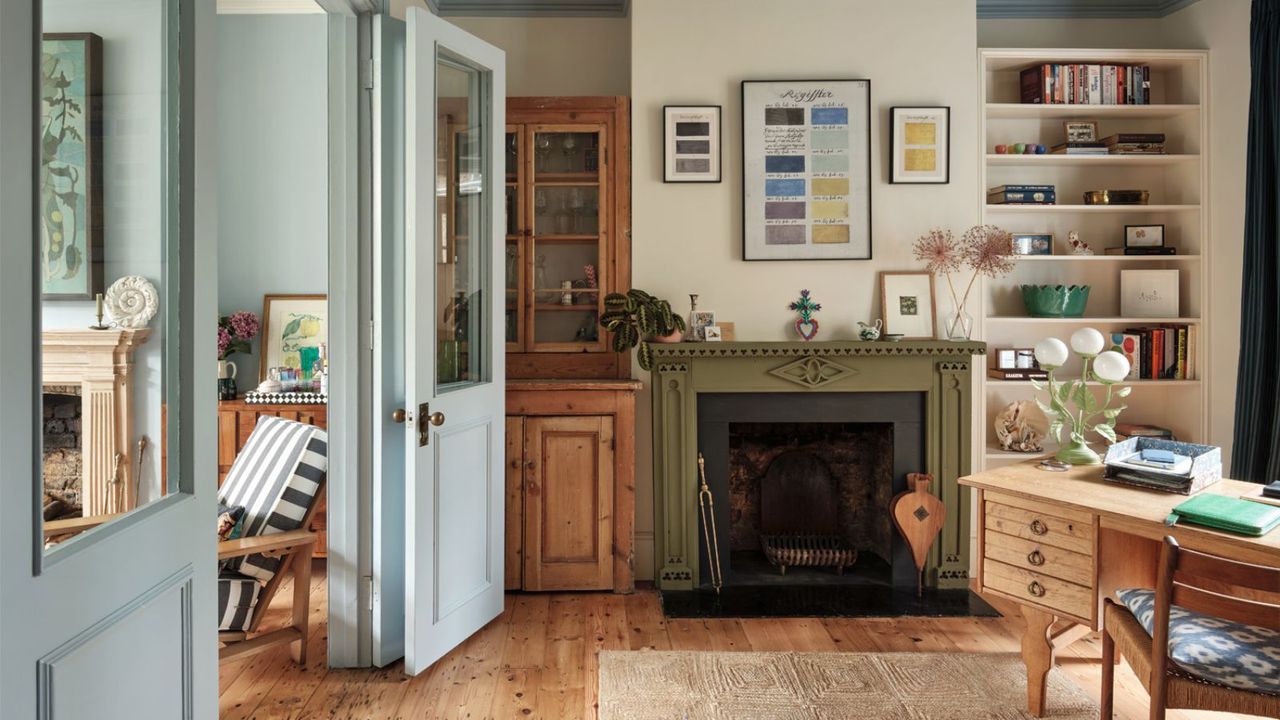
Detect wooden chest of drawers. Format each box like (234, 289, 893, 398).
(978, 491, 1097, 626)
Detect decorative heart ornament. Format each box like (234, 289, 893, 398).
(795, 318, 819, 341)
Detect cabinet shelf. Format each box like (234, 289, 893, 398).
(985, 204, 1200, 214)
(533, 304, 599, 312)
(1011, 255, 1200, 262)
(986, 154, 1198, 167)
(985, 378, 1201, 387)
(985, 103, 1200, 119)
(985, 316, 1202, 324)
(531, 234, 600, 242)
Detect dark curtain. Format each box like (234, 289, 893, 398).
(1232, 0, 1280, 481)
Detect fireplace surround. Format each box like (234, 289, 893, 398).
(650, 340, 984, 594)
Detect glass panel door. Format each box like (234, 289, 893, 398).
(504, 127, 522, 350)
(527, 124, 606, 351)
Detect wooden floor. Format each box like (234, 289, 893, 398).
(219, 561, 1224, 719)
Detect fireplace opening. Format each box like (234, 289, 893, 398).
(725, 422, 894, 588)
(42, 386, 83, 522)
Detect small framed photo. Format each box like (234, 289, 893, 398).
(689, 310, 716, 341)
(1010, 232, 1053, 256)
(995, 348, 1038, 370)
(1120, 269, 1180, 318)
(703, 325, 723, 342)
(1124, 224, 1165, 248)
(879, 271, 936, 339)
(664, 105, 721, 183)
(1063, 120, 1099, 143)
(890, 106, 949, 184)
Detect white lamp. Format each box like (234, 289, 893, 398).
(1069, 327, 1107, 357)
(1033, 337, 1069, 369)
(1093, 350, 1131, 384)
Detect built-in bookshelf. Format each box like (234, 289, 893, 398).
(977, 49, 1210, 469)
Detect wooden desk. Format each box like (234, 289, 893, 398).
(960, 462, 1279, 717)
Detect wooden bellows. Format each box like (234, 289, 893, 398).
(890, 473, 946, 595)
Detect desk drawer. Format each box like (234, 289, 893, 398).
(985, 559, 1093, 621)
(985, 500, 1094, 555)
(984, 529, 1093, 587)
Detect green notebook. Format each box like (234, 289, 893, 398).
(1168, 493, 1280, 537)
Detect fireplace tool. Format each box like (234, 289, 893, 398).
(889, 472, 945, 598)
(696, 453, 724, 594)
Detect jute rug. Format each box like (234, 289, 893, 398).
(598, 651, 1099, 719)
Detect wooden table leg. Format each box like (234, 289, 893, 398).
(291, 545, 314, 665)
(1020, 606, 1057, 718)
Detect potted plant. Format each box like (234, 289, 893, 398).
(599, 289, 687, 371)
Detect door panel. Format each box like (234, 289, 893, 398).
(403, 7, 505, 676)
(523, 416, 614, 591)
(504, 416, 524, 589)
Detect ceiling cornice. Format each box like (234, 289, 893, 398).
(977, 0, 1201, 19)
(429, 0, 627, 17)
(216, 0, 324, 13)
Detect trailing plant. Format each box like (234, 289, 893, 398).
(599, 289, 686, 371)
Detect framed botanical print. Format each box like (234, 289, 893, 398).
(742, 79, 872, 261)
(879, 272, 936, 339)
(261, 294, 328, 380)
(890, 106, 949, 184)
(664, 105, 721, 183)
(40, 33, 104, 299)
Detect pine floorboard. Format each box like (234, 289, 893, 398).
(220, 562, 1224, 719)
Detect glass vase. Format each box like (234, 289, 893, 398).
(943, 303, 974, 341)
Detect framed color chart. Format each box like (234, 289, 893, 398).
(890, 106, 950, 184)
(664, 105, 721, 182)
(742, 79, 871, 261)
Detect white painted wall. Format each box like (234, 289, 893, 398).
(216, 14, 329, 384)
(447, 16, 630, 96)
(43, 0, 167, 503)
(630, 0, 981, 580)
(978, 0, 1251, 465)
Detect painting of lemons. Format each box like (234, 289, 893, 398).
(261, 295, 327, 382)
(41, 34, 103, 298)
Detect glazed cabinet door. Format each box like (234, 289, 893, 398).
(522, 415, 614, 591)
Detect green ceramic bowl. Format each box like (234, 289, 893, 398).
(1021, 284, 1091, 318)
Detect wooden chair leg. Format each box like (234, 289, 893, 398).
(1100, 626, 1115, 720)
(290, 545, 313, 665)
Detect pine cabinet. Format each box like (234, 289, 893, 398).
(505, 380, 638, 592)
(504, 97, 631, 380)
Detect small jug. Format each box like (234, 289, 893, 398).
(857, 319, 883, 341)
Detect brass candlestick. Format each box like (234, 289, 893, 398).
(89, 292, 110, 330)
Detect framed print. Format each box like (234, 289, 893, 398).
(1010, 232, 1054, 256)
(890, 106, 949, 184)
(742, 79, 872, 261)
(1120, 270, 1179, 318)
(664, 105, 721, 183)
(1063, 120, 1098, 143)
(703, 325, 723, 342)
(1124, 224, 1165, 248)
(879, 272, 936, 339)
(689, 310, 716, 341)
(261, 294, 328, 380)
(40, 33, 104, 299)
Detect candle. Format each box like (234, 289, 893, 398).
(94, 293, 104, 326)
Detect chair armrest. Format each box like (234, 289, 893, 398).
(218, 529, 316, 560)
(43, 513, 120, 540)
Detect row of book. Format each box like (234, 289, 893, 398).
(1051, 134, 1167, 155)
(1019, 63, 1152, 105)
(987, 184, 1054, 205)
(1111, 325, 1197, 381)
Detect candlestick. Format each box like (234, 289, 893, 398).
(90, 292, 109, 330)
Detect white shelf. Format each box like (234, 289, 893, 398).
(1011, 255, 1199, 262)
(985, 378, 1201, 387)
(986, 204, 1199, 214)
(986, 154, 1198, 166)
(985, 103, 1200, 119)
(985, 316, 1202, 324)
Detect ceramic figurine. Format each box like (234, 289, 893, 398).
(1068, 230, 1093, 255)
(1012, 143, 1026, 154)
(857, 319, 883, 341)
(789, 289, 821, 341)
(994, 144, 1008, 154)
(1034, 144, 1047, 154)
(994, 400, 1050, 453)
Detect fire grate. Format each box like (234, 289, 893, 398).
(760, 534, 858, 575)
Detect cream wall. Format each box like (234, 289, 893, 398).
(444, 16, 630, 96)
(979, 0, 1251, 465)
(630, 0, 981, 580)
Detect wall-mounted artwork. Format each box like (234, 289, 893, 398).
(742, 79, 871, 261)
(261, 294, 328, 380)
(664, 105, 721, 183)
(890, 106, 950, 184)
(880, 272, 936, 339)
(40, 33, 104, 299)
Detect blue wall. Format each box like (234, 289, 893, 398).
(217, 14, 328, 385)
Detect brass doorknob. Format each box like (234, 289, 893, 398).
(428, 411, 446, 427)
(392, 409, 407, 423)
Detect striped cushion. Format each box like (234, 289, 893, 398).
(218, 416, 328, 584)
(217, 571, 262, 631)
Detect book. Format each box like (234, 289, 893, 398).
(1019, 63, 1152, 104)
(1109, 144, 1167, 154)
(1114, 450, 1194, 476)
(988, 185, 1055, 193)
(988, 368, 1049, 381)
(1104, 246, 1177, 255)
(1111, 332, 1142, 380)
(987, 191, 1056, 204)
(1102, 133, 1167, 144)
(1115, 423, 1174, 439)
(1170, 494, 1280, 537)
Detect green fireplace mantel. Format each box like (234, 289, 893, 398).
(649, 340, 986, 591)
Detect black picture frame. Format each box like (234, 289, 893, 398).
(663, 105, 722, 183)
(889, 105, 950, 184)
(741, 79, 872, 261)
(40, 33, 104, 300)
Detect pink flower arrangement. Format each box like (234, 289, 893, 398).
(217, 311, 260, 360)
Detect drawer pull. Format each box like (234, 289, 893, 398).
(1029, 519, 1048, 536)
(1028, 581, 1046, 598)
(1027, 550, 1045, 566)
